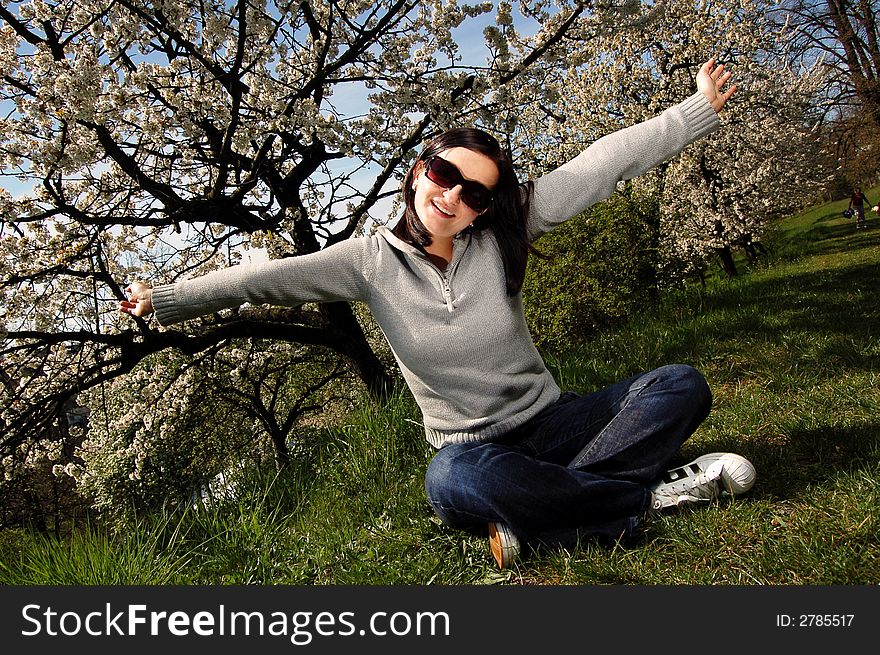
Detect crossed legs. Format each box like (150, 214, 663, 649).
(424, 364, 712, 548)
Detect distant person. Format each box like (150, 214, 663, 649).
(120, 59, 756, 569)
(848, 186, 873, 229)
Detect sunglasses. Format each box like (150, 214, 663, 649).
(423, 156, 493, 213)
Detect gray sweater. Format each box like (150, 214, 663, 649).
(152, 93, 719, 448)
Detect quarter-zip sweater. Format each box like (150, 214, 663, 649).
(151, 93, 720, 449)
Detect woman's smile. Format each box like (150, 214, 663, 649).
(431, 199, 457, 218)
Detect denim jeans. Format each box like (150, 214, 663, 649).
(424, 364, 712, 550)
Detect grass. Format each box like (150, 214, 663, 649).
(1, 194, 878, 585)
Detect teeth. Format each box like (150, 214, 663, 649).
(433, 201, 453, 217)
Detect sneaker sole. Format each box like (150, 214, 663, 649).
(488, 522, 518, 569)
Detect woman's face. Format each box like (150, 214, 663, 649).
(412, 146, 499, 244)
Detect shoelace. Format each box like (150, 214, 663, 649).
(654, 461, 724, 501)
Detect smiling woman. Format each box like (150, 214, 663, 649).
(392, 128, 529, 294)
(412, 149, 498, 264)
(121, 59, 755, 570)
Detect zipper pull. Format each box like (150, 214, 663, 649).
(442, 277, 454, 313)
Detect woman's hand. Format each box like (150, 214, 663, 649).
(120, 281, 154, 318)
(697, 57, 736, 113)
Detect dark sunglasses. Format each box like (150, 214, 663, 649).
(423, 156, 493, 213)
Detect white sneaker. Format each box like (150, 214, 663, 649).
(488, 522, 520, 569)
(651, 452, 755, 510)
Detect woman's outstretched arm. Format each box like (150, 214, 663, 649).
(527, 57, 736, 240)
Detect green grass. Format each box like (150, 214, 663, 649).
(1, 195, 878, 585)
(0, 514, 199, 585)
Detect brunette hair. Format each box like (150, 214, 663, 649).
(393, 127, 534, 296)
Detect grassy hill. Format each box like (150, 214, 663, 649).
(2, 192, 878, 585)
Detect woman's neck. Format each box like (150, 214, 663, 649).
(424, 238, 453, 270)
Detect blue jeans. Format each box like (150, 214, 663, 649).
(424, 364, 712, 549)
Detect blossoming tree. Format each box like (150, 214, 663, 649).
(1, 0, 599, 521)
(508, 0, 833, 280)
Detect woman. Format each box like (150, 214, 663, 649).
(122, 59, 755, 569)
(848, 186, 873, 229)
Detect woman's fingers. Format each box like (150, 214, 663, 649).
(120, 282, 153, 317)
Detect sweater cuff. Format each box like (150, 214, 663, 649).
(151, 283, 181, 327)
(679, 92, 720, 143)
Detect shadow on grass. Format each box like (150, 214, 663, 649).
(806, 221, 880, 252)
(777, 212, 879, 255)
(655, 257, 880, 382)
(814, 210, 847, 224)
(746, 423, 880, 501)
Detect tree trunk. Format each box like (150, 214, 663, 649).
(716, 246, 739, 277)
(321, 302, 395, 402)
(269, 429, 291, 471)
(828, 0, 880, 128)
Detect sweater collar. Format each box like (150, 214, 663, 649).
(375, 225, 472, 269)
